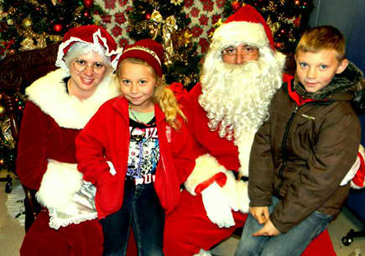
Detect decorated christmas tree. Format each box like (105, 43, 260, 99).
(222, 0, 314, 54)
(0, 0, 104, 58)
(127, 0, 202, 89)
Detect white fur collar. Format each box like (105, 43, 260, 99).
(26, 68, 120, 129)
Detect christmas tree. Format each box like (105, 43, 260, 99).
(0, 0, 104, 173)
(0, 0, 104, 58)
(222, 0, 314, 54)
(127, 0, 203, 89)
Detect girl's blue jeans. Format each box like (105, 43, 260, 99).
(234, 196, 332, 256)
(100, 182, 164, 256)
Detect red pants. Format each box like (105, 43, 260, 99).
(163, 190, 336, 256)
(20, 210, 103, 256)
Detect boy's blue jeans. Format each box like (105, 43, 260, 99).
(234, 196, 332, 256)
(100, 182, 164, 256)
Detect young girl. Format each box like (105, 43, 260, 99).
(75, 39, 195, 256)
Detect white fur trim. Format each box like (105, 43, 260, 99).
(56, 28, 123, 72)
(193, 249, 212, 256)
(36, 159, 98, 229)
(184, 154, 227, 196)
(350, 144, 365, 189)
(36, 160, 82, 210)
(26, 68, 120, 129)
(235, 129, 257, 177)
(211, 21, 269, 51)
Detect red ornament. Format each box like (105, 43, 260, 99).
(293, 17, 301, 27)
(53, 23, 63, 33)
(231, 1, 241, 11)
(83, 0, 94, 8)
(145, 13, 151, 20)
(83, 10, 90, 17)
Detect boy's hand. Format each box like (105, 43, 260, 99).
(253, 219, 280, 237)
(249, 206, 269, 224)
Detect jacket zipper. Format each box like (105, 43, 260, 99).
(274, 105, 299, 197)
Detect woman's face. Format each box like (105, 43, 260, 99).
(68, 51, 107, 99)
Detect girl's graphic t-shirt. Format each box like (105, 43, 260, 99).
(126, 117, 159, 184)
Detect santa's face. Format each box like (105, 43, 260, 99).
(221, 44, 259, 64)
(199, 45, 283, 141)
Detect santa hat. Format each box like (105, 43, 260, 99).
(117, 39, 164, 77)
(55, 25, 121, 72)
(212, 4, 275, 51)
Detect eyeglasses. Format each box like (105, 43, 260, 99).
(72, 59, 106, 75)
(221, 45, 259, 58)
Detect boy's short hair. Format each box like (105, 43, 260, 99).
(295, 25, 346, 61)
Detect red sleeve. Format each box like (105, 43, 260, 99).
(75, 105, 113, 187)
(16, 101, 50, 190)
(167, 117, 195, 184)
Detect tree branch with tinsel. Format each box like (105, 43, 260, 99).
(0, 0, 105, 57)
(127, 0, 202, 89)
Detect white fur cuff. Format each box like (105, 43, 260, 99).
(184, 154, 227, 195)
(36, 159, 82, 210)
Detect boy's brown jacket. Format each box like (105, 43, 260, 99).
(248, 62, 364, 233)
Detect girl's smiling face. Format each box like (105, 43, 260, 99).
(118, 60, 157, 113)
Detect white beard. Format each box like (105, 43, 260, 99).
(198, 47, 283, 176)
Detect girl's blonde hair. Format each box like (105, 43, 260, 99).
(117, 58, 186, 130)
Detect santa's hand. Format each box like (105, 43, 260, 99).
(201, 182, 235, 228)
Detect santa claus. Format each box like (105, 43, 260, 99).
(163, 4, 354, 256)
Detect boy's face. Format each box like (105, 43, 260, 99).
(295, 49, 348, 93)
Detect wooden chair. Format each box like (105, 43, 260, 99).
(0, 43, 59, 231)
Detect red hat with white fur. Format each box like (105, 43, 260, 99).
(56, 25, 121, 71)
(212, 4, 276, 51)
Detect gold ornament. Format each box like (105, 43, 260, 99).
(266, 16, 280, 34)
(19, 38, 36, 51)
(173, 28, 193, 48)
(0, 105, 5, 116)
(1, 118, 15, 149)
(150, 10, 178, 66)
(6, 18, 13, 26)
(170, 0, 183, 5)
(22, 17, 33, 28)
(267, 2, 277, 12)
(51, 0, 57, 5)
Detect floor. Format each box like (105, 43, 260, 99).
(1, 170, 364, 256)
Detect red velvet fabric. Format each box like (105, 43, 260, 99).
(20, 210, 103, 256)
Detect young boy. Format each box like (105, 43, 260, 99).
(235, 25, 364, 256)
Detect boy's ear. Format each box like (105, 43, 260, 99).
(336, 58, 349, 74)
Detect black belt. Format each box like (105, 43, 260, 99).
(232, 170, 249, 181)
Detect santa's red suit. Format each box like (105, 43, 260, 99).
(163, 4, 338, 256)
(163, 83, 337, 256)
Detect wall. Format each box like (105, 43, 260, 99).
(309, 0, 365, 144)
(308, 0, 365, 73)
